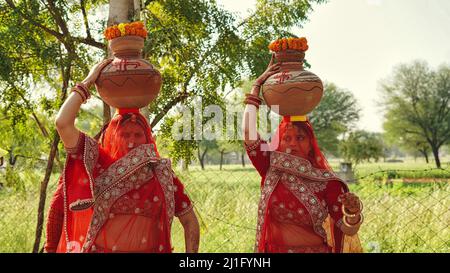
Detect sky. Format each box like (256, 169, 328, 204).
(218, 0, 450, 132)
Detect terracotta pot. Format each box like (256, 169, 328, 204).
(261, 50, 323, 116)
(95, 36, 162, 109)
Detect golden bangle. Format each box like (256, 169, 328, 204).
(343, 213, 364, 228)
(341, 199, 363, 217)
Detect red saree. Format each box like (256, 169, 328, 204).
(246, 117, 362, 253)
(45, 109, 193, 253)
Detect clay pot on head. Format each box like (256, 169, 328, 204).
(95, 36, 162, 109)
(261, 50, 323, 116)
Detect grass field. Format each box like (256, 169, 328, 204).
(1, 160, 449, 253)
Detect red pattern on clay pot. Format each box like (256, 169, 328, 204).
(95, 36, 162, 108)
(262, 50, 323, 116)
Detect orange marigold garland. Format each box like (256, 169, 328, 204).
(268, 37, 308, 52)
(104, 21, 148, 40)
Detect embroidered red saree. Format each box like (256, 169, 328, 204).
(246, 118, 362, 253)
(45, 109, 193, 253)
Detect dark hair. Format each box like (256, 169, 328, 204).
(94, 122, 109, 142)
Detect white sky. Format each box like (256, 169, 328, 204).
(218, 0, 450, 132)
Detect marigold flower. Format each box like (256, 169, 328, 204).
(104, 21, 148, 40)
(274, 41, 281, 51)
(282, 39, 288, 51)
(287, 37, 294, 49)
(118, 23, 126, 36)
(268, 37, 308, 52)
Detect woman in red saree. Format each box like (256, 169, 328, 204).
(242, 55, 364, 253)
(45, 60, 200, 253)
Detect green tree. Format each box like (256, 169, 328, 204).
(197, 140, 218, 170)
(339, 130, 385, 166)
(216, 140, 245, 170)
(381, 61, 450, 168)
(0, 110, 49, 191)
(309, 82, 360, 156)
(384, 122, 431, 163)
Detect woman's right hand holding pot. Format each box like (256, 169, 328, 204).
(81, 58, 113, 89)
(252, 53, 281, 96)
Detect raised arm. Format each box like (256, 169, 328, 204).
(242, 54, 280, 146)
(55, 59, 112, 149)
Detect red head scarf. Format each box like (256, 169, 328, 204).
(269, 116, 332, 170)
(99, 108, 159, 162)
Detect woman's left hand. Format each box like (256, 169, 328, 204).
(341, 192, 362, 214)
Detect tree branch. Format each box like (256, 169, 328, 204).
(46, 0, 70, 35)
(150, 93, 187, 128)
(5, 0, 65, 42)
(79, 0, 92, 39)
(72, 36, 105, 50)
(6, 81, 50, 139)
(144, 0, 156, 6)
(6, 0, 104, 50)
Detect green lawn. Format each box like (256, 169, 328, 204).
(1, 161, 449, 253)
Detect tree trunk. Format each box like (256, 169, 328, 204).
(220, 150, 224, 170)
(108, 0, 136, 25)
(241, 152, 245, 167)
(32, 132, 60, 253)
(8, 150, 16, 166)
(182, 159, 189, 171)
(431, 145, 441, 168)
(202, 149, 208, 168)
(197, 147, 208, 170)
(197, 147, 204, 170)
(55, 147, 64, 172)
(419, 149, 429, 164)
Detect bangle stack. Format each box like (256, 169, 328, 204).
(71, 83, 91, 103)
(244, 93, 263, 109)
(343, 213, 364, 227)
(342, 199, 364, 228)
